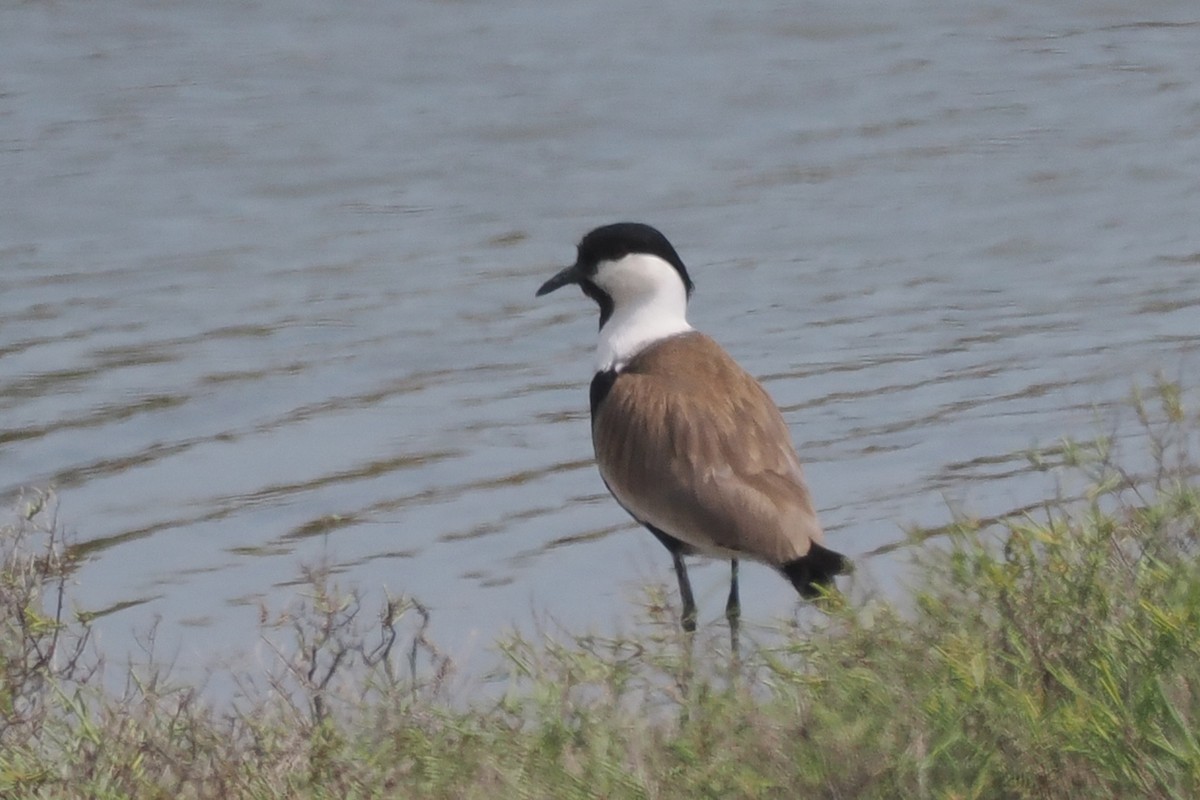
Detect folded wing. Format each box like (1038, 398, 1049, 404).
(591, 333, 825, 566)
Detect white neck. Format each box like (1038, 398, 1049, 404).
(593, 254, 693, 372)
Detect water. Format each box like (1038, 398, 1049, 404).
(3, 0, 1199, 675)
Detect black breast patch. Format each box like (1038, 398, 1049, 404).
(589, 368, 618, 420)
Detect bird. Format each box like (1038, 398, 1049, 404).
(536, 222, 849, 641)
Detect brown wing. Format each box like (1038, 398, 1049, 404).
(591, 333, 824, 566)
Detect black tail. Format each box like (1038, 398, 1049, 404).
(781, 543, 850, 599)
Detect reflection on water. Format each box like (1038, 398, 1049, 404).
(2, 0, 1199, 670)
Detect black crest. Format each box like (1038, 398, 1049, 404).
(575, 222, 695, 296)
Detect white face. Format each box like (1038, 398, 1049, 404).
(591, 253, 688, 307)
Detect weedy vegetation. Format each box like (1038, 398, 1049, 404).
(2, 380, 1199, 798)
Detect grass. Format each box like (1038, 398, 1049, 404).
(2, 380, 1199, 799)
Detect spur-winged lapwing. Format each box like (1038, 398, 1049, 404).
(537, 222, 848, 637)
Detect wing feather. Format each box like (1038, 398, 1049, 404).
(592, 333, 824, 565)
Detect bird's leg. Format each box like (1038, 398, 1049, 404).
(671, 550, 697, 633)
(726, 559, 741, 655)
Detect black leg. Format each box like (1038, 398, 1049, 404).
(726, 559, 740, 654)
(643, 523, 698, 634)
(671, 549, 697, 633)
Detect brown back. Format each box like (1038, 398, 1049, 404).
(592, 332, 824, 565)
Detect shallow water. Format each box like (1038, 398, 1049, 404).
(3, 0, 1199, 674)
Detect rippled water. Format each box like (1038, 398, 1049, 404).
(3, 0, 1199, 672)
